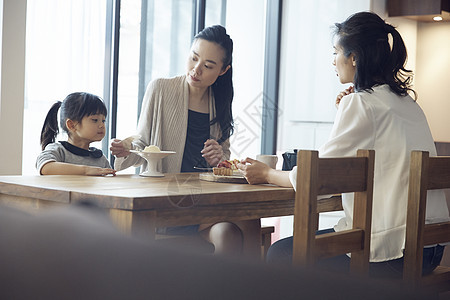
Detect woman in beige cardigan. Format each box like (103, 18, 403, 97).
(110, 25, 260, 256)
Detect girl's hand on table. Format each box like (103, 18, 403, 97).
(201, 139, 224, 167)
(237, 158, 271, 185)
(335, 86, 354, 108)
(110, 139, 131, 158)
(85, 166, 116, 176)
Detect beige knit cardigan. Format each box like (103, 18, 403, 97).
(114, 75, 230, 173)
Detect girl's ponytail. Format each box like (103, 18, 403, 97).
(40, 101, 62, 150)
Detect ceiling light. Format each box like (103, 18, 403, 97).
(433, 16, 443, 21)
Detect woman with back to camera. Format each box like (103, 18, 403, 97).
(110, 25, 260, 256)
(238, 12, 450, 277)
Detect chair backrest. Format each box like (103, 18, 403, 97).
(404, 151, 450, 284)
(292, 149, 375, 276)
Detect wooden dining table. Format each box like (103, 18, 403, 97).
(0, 173, 342, 254)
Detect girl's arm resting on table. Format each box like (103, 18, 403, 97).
(41, 162, 116, 176)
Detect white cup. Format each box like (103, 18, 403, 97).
(256, 154, 278, 169)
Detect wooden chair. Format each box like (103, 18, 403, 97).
(261, 225, 275, 259)
(292, 149, 375, 276)
(404, 150, 450, 293)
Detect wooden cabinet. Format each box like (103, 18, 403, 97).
(388, 0, 450, 19)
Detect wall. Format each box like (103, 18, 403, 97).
(277, 0, 372, 154)
(0, 0, 26, 175)
(386, 18, 450, 143)
(415, 21, 450, 142)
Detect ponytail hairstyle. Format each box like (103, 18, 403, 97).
(194, 25, 234, 143)
(334, 11, 416, 99)
(40, 92, 107, 150)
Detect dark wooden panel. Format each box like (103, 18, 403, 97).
(435, 141, 450, 156)
(388, 0, 447, 16)
(315, 229, 364, 259)
(423, 222, 450, 245)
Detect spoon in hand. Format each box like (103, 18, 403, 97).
(121, 135, 141, 150)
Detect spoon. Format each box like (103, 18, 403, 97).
(193, 166, 213, 171)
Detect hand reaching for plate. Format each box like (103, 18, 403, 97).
(237, 158, 271, 185)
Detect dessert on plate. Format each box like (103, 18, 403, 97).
(213, 159, 241, 176)
(143, 145, 161, 153)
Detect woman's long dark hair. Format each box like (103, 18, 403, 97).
(194, 25, 234, 143)
(334, 11, 416, 99)
(40, 92, 107, 150)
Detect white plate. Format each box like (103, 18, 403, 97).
(199, 172, 247, 184)
(130, 149, 176, 158)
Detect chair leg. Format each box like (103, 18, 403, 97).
(261, 226, 275, 260)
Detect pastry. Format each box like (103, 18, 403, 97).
(213, 159, 240, 176)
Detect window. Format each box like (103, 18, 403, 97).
(114, 0, 141, 149)
(277, 0, 371, 153)
(117, 0, 194, 145)
(23, 0, 107, 175)
(118, 0, 266, 165)
(210, 0, 267, 159)
(276, 0, 372, 239)
(24, 0, 267, 175)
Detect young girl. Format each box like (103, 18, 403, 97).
(36, 92, 116, 176)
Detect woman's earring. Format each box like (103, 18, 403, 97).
(352, 61, 356, 67)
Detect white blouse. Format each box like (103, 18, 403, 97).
(289, 85, 450, 262)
